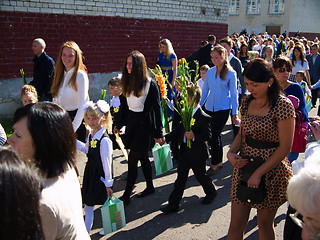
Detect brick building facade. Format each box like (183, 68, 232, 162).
(0, 0, 228, 79)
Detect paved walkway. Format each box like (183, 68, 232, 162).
(76, 107, 317, 240)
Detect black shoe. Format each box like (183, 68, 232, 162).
(160, 205, 179, 214)
(201, 192, 217, 205)
(119, 195, 131, 205)
(136, 188, 155, 198)
(206, 168, 217, 176)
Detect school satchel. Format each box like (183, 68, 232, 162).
(291, 110, 308, 153)
(236, 156, 266, 204)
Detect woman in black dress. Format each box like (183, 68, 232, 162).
(114, 50, 165, 204)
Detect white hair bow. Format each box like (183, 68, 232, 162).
(97, 100, 110, 113)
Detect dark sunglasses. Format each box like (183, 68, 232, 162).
(279, 67, 291, 73)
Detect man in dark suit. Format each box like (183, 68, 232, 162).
(199, 35, 216, 68)
(307, 43, 320, 110)
(160, 85, 217, 213)
(30, 38, 55, 101)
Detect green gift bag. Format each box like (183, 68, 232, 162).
(152, 143, 173, 176)
(100, 195, 126, 235)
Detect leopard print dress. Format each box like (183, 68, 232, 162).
(230, 95, 295, 209)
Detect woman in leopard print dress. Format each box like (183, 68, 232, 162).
(227, 59, 295, 240)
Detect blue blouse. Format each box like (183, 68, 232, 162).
(158, 53, 177, 67)
(200, 67, 239, 115)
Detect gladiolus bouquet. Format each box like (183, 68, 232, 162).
(170, 58, 199, 148)
(149, 65, 170, 133)
(20, 69, 26, 84)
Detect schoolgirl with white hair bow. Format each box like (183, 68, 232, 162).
(76, 100, 113, 233)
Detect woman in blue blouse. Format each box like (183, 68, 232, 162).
(200, 45, 240, 175)
(158, 39, 177, 100)
(274, 57, 308, 162)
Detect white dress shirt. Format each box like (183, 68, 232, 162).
(53, 67, 89, 131)
(127, 78, 151, 112)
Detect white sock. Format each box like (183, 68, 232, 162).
(84, 205, 94, 233)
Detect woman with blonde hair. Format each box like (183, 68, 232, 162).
(263, 45, 275, 65)
(158, 39, 177, 99)
(200, 45, 240, 175)
(286, 40, 295, 58)
(51, 41, 89, 142)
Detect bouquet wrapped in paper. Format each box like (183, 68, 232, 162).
(149, 65, 170, 133)
(169, 58, 199, 148)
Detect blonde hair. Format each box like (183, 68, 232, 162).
(200, 64, 210, 72)
(51, 41, 85, 97)
(20, 85, 38, 99)
(263, 45, 274, 59)
(159, 39, 175, 60)
(84, 104, 112, 133)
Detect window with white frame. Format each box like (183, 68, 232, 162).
(269, 0, 284, 14)
(229, 0, 240, 15)
(246, 0, 260, 14)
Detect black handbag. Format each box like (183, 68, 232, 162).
(236, 156, 266, 204)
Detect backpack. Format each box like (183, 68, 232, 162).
(291, 109, 308, 153)
(287, 95, 308, 153)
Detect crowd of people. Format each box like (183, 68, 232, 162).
(1, 31, 320, 240)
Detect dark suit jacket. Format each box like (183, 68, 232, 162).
(199, 43, 214, 68)
(165, 107, 211, 161)
(30, 52, 55, 98)
(307, 53, 320, 84)
(230, 56, 245, 96)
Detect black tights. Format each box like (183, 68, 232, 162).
(122, 150, 154, 198)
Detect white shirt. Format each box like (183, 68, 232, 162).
(76, 128, 113, 187)
(127, 78, 151, 112)
(197, 78, 204, 89)
(53, 67, 89, 131)
(40, 168, 90, 240)
(292, 60, 309, 75)
(110, 95, 121, 108)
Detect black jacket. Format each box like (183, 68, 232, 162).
(165, 107, 211, 161)
(30, 52, 55, 98)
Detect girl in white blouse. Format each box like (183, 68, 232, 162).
(51, 41, 89, 142)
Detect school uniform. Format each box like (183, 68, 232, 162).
(77, 128, 113, 206)
(109, 94, 126, 149)
(164, 106, 217, 208)
(116, 79, 163, 200)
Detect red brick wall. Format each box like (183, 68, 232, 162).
(289, 32, 319, 40)
(0, 11, 228, 79)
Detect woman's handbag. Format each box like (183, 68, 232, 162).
(236, 156, 266, 204)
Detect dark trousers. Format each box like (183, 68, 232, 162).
(168, 145, 216, 207)
(283, 205, 302, 240)
(311, 88, 319, 107)
(122, 150, 154, 197)
(205, 109, 230, 165)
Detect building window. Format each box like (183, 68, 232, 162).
(269, 0, 284, 14)
(229, 0, 240, 15)
(246, 0, 260, 14)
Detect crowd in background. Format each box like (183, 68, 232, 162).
(1, 29, 320, 240)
